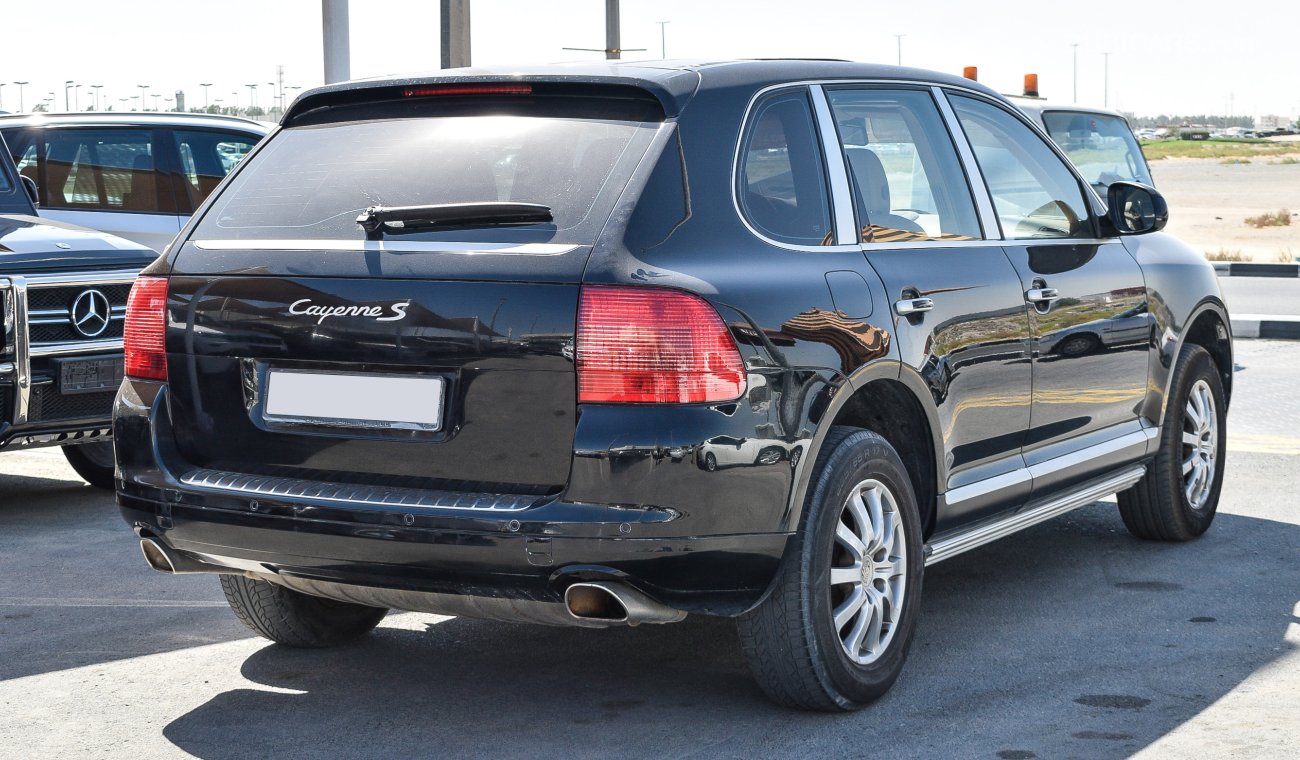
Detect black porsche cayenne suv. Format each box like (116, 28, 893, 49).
(115, 61, 1232, 711)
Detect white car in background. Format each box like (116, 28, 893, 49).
(0, 112, 268, 251)
(1009, 97, 1156, 191)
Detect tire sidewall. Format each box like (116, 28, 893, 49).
(801, 432, 925, 705)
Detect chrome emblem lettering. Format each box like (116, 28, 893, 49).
(288, 299, 412, 324)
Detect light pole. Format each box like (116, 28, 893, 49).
(1102, 52, 1110, 108)
(199, 82, 213, 108)
(657, 20, 669, 59)
(13, 82, 27, 112)
(137, 84, 149, 111)
(151, 93, 161, 111)
(118, 98, 130, 112)
(0, 83, 5, 112)
(1071, 43, 1078, 103)
(65, 80, 74, 111)
(232, 91, 240, 110)
(91, 84, 103, 110)
(245, 84, 258, 109)
(894, 34, 905, 66)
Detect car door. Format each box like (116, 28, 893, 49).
(821, 85, 1035, 530)
(947, 94, 1154, 496)
(21, 126, 182, 251)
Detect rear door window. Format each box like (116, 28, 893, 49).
(38, 128, 175, 213)
(737, 89, 834, 246)
(191, 106, 660, 245)
(174, 129, 259, 211)
(825, 88, 982, 243)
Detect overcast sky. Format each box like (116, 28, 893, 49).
(2, 0, 1296, 118)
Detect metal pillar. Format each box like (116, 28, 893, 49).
(605, 0, 620, 60)
(322, 0, 351, 84)
(441, 0, 471, 68)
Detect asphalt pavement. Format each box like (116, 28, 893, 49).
(1219, 275, 1300, 317)
(1, 342, 1297, 759)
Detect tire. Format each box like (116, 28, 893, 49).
(737, 426, 924, 711)
(220, 575, 388, 648)
(1118, 344, 1226, 541)
(1058, 333, 1101, 357)
(62, 442, 116, 490)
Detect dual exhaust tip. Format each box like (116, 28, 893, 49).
(142, 538, 684, 626)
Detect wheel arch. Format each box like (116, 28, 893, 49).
(1165, 299, 1233, 415)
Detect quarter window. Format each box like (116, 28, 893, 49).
(175, 130, 259, 210)
(950, 95, 1093, 240)
(826, 88, 982, 243)
(737, 90, 833, 246)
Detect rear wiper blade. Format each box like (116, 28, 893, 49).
(356, 202, 552, 239)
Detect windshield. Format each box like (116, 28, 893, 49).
(1042, 111, 1153, 189)
(190, 113, 659, 245)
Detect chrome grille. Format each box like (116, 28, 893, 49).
(27, 282, 130, 347)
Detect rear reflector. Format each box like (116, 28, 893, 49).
(124, 276, 168, 381)
(403, 84, 533, 98)
(577, 286, 746, 404)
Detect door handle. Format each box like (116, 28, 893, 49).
(894, 297, 934, 316)
(1025, 287, 1060, 304)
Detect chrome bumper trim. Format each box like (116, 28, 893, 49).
(178, 468, 542, 512)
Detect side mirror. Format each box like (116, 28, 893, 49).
(19, 175, 38, 208)
(1107, 181, 1167, 235)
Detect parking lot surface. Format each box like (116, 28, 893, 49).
(1, 341, 1297, 759)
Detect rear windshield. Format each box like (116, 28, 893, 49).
(1042, 111, 1153, 189)
(190, 111, 660, 245)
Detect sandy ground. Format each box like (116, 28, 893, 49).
(1151, 155, 1300, 262)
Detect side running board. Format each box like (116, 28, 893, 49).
(924, 465, 1146, 566)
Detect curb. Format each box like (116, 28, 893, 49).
(1214, 262, 1300, 278)
(1231, 314, 1300, 340)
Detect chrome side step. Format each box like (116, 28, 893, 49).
(925, 465, 1146, 566)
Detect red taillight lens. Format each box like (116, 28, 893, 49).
(124, 276, 168, 381)
(577, 286, 746, 404)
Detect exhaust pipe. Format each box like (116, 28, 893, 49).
(564, 581, 686, 626)
(139, 538, 228, 574)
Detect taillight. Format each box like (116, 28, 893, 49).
(577, 286, 746, 404)
(124, 276, 168, 381)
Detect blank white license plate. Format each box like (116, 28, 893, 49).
(263, 370, 445, 431)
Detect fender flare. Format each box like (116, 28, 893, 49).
(1154, 297, 1233, 422)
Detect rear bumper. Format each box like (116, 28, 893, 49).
(116, 379, 797, 617)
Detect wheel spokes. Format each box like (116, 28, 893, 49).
(833, 586, 867, 630)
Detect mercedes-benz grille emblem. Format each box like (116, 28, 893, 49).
(70, 288, 112, 338)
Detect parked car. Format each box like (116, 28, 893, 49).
(1, 133, 156, 487)
(115, 61, 1232, 711)
(0, 113, 269, 252)
(1010, 97, 1156, 191)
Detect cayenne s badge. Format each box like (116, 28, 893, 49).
(288, 299, 411, 324)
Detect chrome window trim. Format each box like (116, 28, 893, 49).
(931, 86, 1002, 241)
(809, 85, 858, 244)
(190, 239, 581, 255)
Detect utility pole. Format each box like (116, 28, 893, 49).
(893, 34, 905, 66)
(1071, 43, 1078, 103)
(13, 82, 26, 112)
(657, 20, 669, 59)
(1102, 52, 1110, 108)
(563, 1, 643, 60)
(441, 0, 471, 68)
(322, 0, 351, 84)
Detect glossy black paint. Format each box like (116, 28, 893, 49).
(114, 61, 1230, 616)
